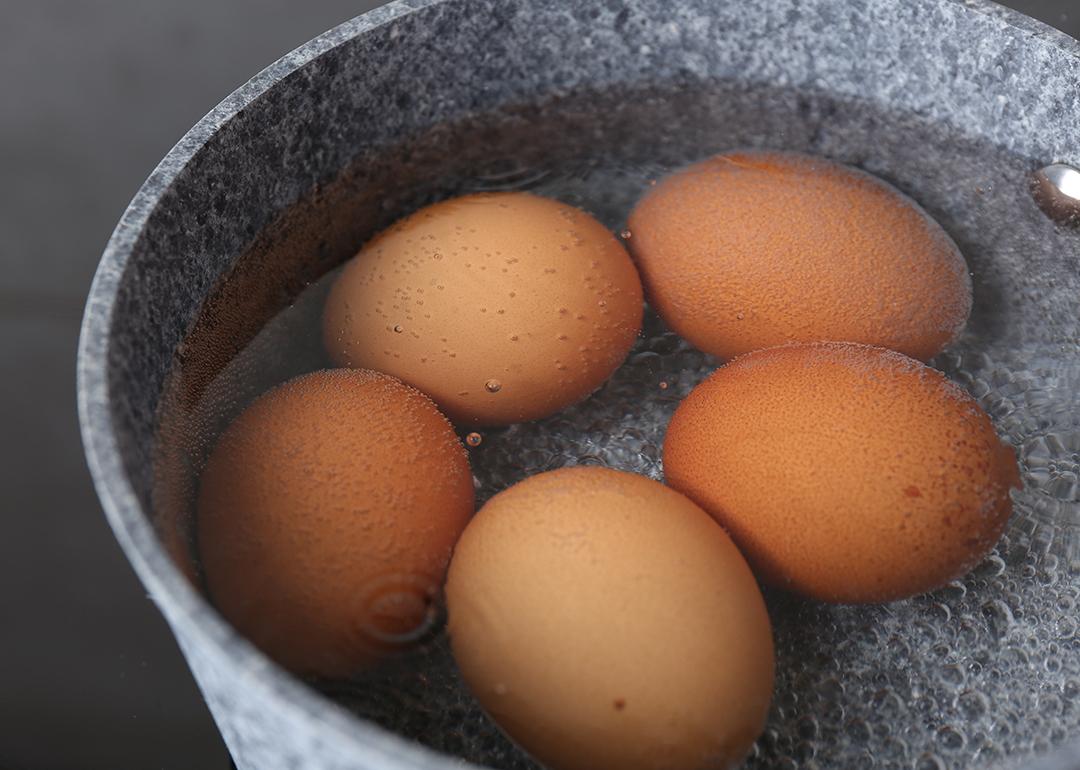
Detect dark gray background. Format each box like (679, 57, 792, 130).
(0, 1, 1074, 768)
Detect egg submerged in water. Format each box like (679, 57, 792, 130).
(445, 466, 774, 770)
(664, 342, 1021, 603)
(323, 191, 644, 426)
(627, 151, 972, 361)
(197, 368, 474, 678)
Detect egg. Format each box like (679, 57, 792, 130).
(197, 368, 474, 677)
(664, 343, 1021, 603)
(627, 151, 972, 360)
(323, 192, 644, 426)
(445, 466, 774, 770)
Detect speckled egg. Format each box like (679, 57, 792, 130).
(197, 368, 474, 677)
(664, 342, 1020, 603)
(323, 192, 643, 426)
(445, 466, 774, 770)
(627, 151, 972, 361)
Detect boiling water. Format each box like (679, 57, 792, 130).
(155, 80, 1080, 770)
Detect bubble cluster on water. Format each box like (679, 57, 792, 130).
(468, 311, 711, 500)
(938, 345, 1080, 569)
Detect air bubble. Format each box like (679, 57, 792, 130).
(958, 690, 989, 719)
(915, 753, 946, 770)
(941, 664, 965, 686)
(937, 726, 965, 751)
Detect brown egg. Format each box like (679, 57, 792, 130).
(664, 343, 1021, 603)
(627, 151, 972, 360)
(197, 368, 474, 677)
(324, 192, 643, 426)
(445, 466, 774, 770)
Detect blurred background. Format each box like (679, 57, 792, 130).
(0, 1, 1075, 768)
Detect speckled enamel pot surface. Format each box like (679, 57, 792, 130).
(79, 1, 1080, 768)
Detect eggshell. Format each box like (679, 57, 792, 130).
(197, 368, 474, 677)
(627, 151, 972, 360)
(323, 192, 643, 426)
(445, 466, 774, 770)
(664, 342, 1021, 603)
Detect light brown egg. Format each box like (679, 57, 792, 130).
(445, 466, 774, 770)
(197, 368, 474, 677)
(664, 343, 1021, 603)
(323, 192, 643, 426)
(627, 151, 972, 360)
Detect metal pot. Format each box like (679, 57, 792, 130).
(78, 0, 1080, 767)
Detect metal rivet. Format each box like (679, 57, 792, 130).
(1032, 163, 1080, 225)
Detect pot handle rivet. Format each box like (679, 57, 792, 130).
(1032, 163, 1080, 226)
